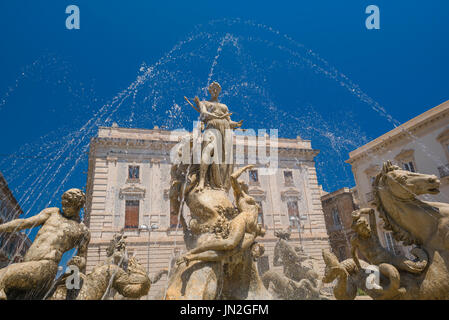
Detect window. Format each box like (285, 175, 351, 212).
(124, 200, 139, 229)
(332, 209, 342, 229)
(283, 171, 293, 185)
(384, 232, 399, 255)
(170, 214, 182, 230)
(402, 161, 416, 173)
(256, 201, 264, 226)
(249, 170, 259, 183)
(436, 129, 449, 162)
(287, 200, 300, 228)
(128, 165, 140, 180)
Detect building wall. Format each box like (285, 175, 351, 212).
(0, 172, 31, 268)
(85, 126, 330, 299)
(321, 187, 358, 261)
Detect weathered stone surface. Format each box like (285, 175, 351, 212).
(0, 188, 90, 300)
(50, 230, 166, 300)
(165, 83, 270, 300)
(324, 161, 449, 300)
(262, 230, 330, 300)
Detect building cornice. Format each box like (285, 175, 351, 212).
(0, 171, 23, 217)
(90, 135, 320, 160)
(346, 99, 449, 165)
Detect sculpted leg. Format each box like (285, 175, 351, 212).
(0, 260, 58, 299)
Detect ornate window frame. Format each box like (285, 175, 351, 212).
(119, 186, 146, 199)
(437, 128, 449, 163)
(394, 149, 417, 173)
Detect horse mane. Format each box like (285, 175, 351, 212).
(372, 161, 421, 246)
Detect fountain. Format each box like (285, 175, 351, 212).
(164, 82, 270, 300)
(1, 17, 447, 301)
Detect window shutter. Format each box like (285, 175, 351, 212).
(125, 200, 139, 229)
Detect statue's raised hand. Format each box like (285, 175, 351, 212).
(193, 96, 200, 106)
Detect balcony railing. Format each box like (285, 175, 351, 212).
(438, 164, 449, 178)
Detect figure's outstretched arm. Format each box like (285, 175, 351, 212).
(230, 164, 254, 200)
(181, 233, 256, 264)
(350, 238, 361, 270)
(74, 228, 91, 273)
(187, 219, 246, 255)
(0, 208, 52, 233)
(230, 119, 243, 129)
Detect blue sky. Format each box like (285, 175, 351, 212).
(0, 0, 448, 257)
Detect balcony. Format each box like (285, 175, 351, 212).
(438, 164, 449, 178)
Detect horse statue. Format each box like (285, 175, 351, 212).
(262, 230, 329, 300)
(323, 161, 449, 299)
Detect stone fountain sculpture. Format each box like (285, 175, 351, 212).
(323, 161, 449, 299)
(262, 229, 330, 300)
(50, 230, 166, 300)
(165, 82, 271, 300)
(0, 188, 90, 300)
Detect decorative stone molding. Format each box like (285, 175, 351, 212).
(119, 185, 146, 199)
(280, 187, 301, 201)
(248, 186, 266, 200)
(150, 158, 162, 166)
(363, 164, 380, 176)
(163, 188, 170, 200)
(437, 128, 449, 162)
(436, 127, 449, 143)
(394, 149, 415, 161)
(106, 156, 118, 166)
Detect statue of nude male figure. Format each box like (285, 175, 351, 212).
(0, 188, 90, 300)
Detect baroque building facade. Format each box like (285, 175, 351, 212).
(321, 187, 359, 261)
(84, 125, 330, 299)
(346, 99, 449, 256)
(0, 171, 31, 268)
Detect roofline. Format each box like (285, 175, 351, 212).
(0, 171, 23, 216)
(97, 126, 313, 144)
(346, 99, 449, 164)
(321, 187, 354, 201)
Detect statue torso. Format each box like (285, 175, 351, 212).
(25, 208, 88, 262)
